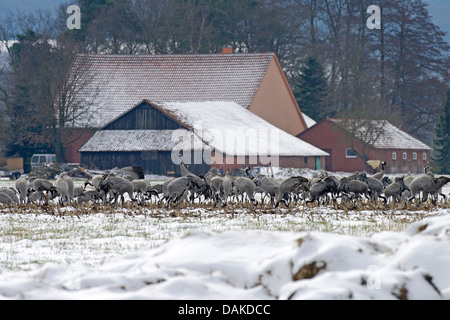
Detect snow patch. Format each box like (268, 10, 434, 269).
(1, 215, 450, 300)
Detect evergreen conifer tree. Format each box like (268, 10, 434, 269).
(295, 56, 328, 122)
(433, 89, 450, 174)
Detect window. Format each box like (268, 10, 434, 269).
(403, 152, 407, 160)
(413, 152, 417, 160)
(346, 148, 357, 158)
(423, 153, 427, 161)
(392, 152, 396, 160)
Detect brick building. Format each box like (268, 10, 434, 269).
(297, 118, 432, 174)
(64, 52, 313, 164)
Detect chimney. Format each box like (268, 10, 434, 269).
(222, 47, 233, 54)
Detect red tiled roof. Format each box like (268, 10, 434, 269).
(72, 53, 274, 128)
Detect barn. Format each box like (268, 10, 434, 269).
(79, 100, 328, 176)
(65, 51, 312, 165)
(297, 118, 432, 174)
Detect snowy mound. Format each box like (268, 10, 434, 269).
(1, 215, 450, 300)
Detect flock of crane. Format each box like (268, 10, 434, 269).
(0, 162, 449, 209)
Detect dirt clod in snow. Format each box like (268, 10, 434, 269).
(392, 284, 408, 300)
(293, 261, 327, 281)
(417, 223, 428, 234)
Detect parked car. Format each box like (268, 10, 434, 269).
(31, 154, 57, 169)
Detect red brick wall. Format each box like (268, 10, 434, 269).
(249, 57, 307, 137)
(63, 129, 96, 164)
(374, 149, 430, 174)
(298, 120, 370, 172)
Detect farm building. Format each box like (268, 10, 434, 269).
(65, 51, 312, 166)
(297, 118, 432, 174)
(62, 51, 330, 175)
(79, 100, 328, 176)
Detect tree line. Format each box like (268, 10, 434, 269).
(0, 0, 449, 172)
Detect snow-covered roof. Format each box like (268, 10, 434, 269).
(155, 101, 328, 157)
(329, 118, 432, 150)
(302, 113, 317, 128)
(71, 53, 274, 128)
(79, 129, 210, 153)
(80, 101, 329, 157)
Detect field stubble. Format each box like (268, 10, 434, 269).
(0, 178, 449, 271)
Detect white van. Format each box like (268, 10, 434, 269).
(31, 154, 56, 168)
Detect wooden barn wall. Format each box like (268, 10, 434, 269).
(211, 155, 325, 173)
(104, 103, 184, 131)
(81, 151, 211, 177)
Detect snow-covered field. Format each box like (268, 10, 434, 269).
(1, 211, 449, 300)
(0, 173, 449, 300)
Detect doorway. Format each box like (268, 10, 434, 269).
(315, 157, 322, 170)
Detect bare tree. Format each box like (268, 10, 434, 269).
(132, 0, 180, 54)
(0, 44, 9, 155)
(333, 109, 389, 166)
(51, 40, 102, 162)
(369, 0, 450, 142)
(0, 9, 101, 163)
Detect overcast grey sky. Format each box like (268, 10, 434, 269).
(0, 0, 449, 44)
(0, 0, 66, 16)
(425, 0, 450, 44)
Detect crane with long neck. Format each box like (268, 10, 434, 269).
(372, 161, 387, 181)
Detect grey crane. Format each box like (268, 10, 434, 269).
(253, 174, 280, 204)
(275, 176, 309, 208)
(233, 177, 257, 205)
(384, 177, 410, 203)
